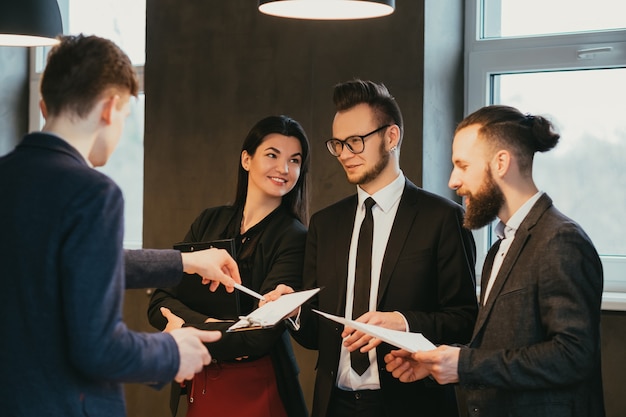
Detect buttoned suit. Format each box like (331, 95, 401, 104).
(0, 134, 180, 417)
(458, 194, 605, 417)
(293, 178, 478, 417)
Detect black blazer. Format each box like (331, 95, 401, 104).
(148, 205, 309, 417)
(292, 178, 478, 417)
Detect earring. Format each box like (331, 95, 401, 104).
(389, 145, 397, 153)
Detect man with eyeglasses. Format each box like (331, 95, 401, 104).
(266, 79, 478, 417)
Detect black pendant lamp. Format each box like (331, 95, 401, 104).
(258, 0, 395, 20)
(0, 0, 63, 46)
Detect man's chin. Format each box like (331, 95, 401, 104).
(344, 172, 362, 185)
(463, 214, 496, 230)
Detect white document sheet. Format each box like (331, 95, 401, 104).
(313, 309, 436, 352)
(227, 288, 320, 332)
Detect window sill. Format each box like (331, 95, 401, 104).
(602, 292, 626, 312)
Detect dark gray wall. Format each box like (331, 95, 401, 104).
(601, 311, 626, 417)
(141, 1, 428, 249)
(0, 46, 28, 155)
(422, 0, 465, 198)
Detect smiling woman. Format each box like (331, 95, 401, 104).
(146, 115, 311, 417)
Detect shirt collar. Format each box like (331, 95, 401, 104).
(356, 171, 405, 213)
(496, 191, 544, 239)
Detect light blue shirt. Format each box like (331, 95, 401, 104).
(483, 191, 544, 304)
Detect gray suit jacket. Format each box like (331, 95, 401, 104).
(458, 193, 605, 417)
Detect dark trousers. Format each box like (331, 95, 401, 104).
(327, 387, 385, 417)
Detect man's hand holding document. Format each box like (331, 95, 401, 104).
(314, 309, 452, 384)
(313, 309, 436, 352)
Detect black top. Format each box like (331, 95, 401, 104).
(148, 204, 309, 417)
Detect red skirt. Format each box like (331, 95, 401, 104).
(185, 355, 288, 417)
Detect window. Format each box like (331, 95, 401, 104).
(482, 0, 625, 39)
(465, 0, 626, 310)
(29, 0, 146, 248)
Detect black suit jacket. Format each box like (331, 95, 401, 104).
(458, 194, 605, 417)
(292, 179, 478, 417)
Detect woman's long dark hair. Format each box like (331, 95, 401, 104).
(233, 115, 311, 224)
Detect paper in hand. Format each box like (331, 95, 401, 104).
(227, 288, 320, 332)
(313, 309, 436, 352)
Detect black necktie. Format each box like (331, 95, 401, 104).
(351, 197, 375, 375)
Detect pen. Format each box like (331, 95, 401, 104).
(233, 283, 266, 301)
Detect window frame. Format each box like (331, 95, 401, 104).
(465, 0, 626, 311)
(29, 53, 145, 249)
(28, 0, 146, 249)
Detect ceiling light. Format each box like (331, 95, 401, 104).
(258, 0, 395, 20)
(0, 0, 63, 47)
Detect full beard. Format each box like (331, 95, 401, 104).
(462, 168, 505, 230)
(346, 141, 390, 186)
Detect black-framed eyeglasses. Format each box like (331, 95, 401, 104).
(325, 125, 390, 157)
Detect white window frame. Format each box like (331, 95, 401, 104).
(465, 0, 626, 311)
(28, 56, 145, 249)
(28, 0, 145, 249)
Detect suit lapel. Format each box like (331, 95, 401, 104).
(471, 194, 553, 342)
(377, 180, 418, 306)
(470, 240, 500, 340)
(334, 196, 358, 315)
(482, 231, 529, 308)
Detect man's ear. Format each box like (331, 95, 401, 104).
(492, 149, 511, 177)
(39, 100, 48, 119)
(386, 124, 401, 151)
(100, 94, 120, 125)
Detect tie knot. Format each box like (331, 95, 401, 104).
(364, 197, 376, 212)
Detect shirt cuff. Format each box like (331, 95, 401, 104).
(394, 311, 410, 332)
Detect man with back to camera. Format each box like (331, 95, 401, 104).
(265, 79, 479, 417)
(385, 105, 605, 417)
(0, 34, 241, 417)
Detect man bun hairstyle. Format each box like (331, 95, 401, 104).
(522, 113, 560, 153)
(457, 105, 560, 173)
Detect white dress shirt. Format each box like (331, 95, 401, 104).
(336, 172, 405, 390)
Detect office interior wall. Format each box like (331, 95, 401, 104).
(0, 47, 28, 155)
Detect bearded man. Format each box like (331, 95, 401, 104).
(385, 105, 605, 417)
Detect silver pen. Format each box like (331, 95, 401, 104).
(233, 283, 266, 301)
